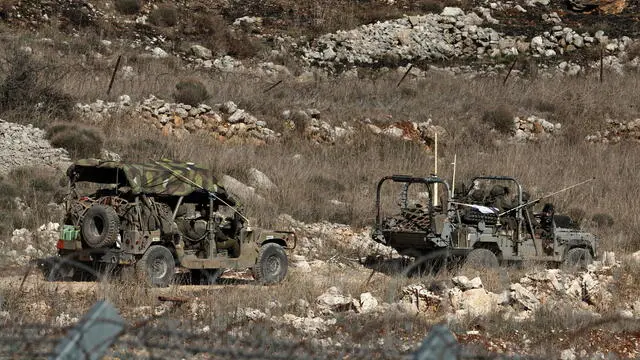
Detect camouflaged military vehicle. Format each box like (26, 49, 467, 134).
(54, 159, 295, 286)
(371, 175, 598, 270)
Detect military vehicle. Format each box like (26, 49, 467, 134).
(54, 159, 295, 286)
(371, 175, 597, 270)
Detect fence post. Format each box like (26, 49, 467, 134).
(51, 300, 125, 360)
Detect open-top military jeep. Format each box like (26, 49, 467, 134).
(55, 159, 295, 286)
(371, 175, 598, 270)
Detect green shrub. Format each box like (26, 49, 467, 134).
(47, 123, 104, 159)
(481, 105, 515, 135)
(173, 79, 209, 106)
(149, 5, 178, 27)
(114, 0, 141, 14)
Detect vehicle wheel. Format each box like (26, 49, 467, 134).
(252, 243, 288, 285)
(563, 248, 593, 270)
(462, 248, 499, 271)
(136, 245, 175, 287)
(81, 204, 120, 248)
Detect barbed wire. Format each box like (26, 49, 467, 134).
(1, 257, 639, 359)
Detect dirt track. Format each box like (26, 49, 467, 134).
(0, 269, 257, 300)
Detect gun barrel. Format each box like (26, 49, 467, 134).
(498, 177, 595, 217)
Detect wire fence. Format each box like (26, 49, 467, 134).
(1, 257, 639, 359)
(0, 318, 415, 359)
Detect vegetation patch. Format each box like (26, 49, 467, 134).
(173, 79, 210, 106)
(481, 105, 515, 135)
(46, 123, 104, 159)
(0, 52, 75, 127)
(149, 5, 178, 27)
(114, 0, 141, 15)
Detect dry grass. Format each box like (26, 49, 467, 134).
(2, 38, 640, 253)
(1, 10, 640, 360)
(0, 167, 66, 237)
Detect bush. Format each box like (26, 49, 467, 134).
(481, 105, 515, 135)
(591, 213, 614, 228)
(62, 7, 94, 27)
(149, 5, 178, 27)
(46, 123, 104, 159)
(173, 79, 209, 106)
(225, 32, 262, 59)
(418, 0, 444, 13)
(114, 0, 141, 14)
(0, 52, 75, 125)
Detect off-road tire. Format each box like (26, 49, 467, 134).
(462, 248, 499, 271)
(81, 204, 120, 248)
(563, 248, 593, 270)
(136, 245, 175, 287)
(252, 243, 288, 285)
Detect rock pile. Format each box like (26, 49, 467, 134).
(76, 96, 279, 144)
(585, 118, 640, 143)
(75, 95, 133, 121)
(0, 120, 71, 176)
(3, 222, 60, 266)
(529, 27, 599, 57)
(303, 8, 511, 67)
(302, 6, 632, 71)
(512, 115, 561, 142)
(277, 215, 394, 259)
(366, 119, 447, 147)
(282, 109, 355, 144)
(400, 255, 628, 322)
(283, 108, 448, 147)
(190, 55, 292, 78)
(141, 97, 278, 143)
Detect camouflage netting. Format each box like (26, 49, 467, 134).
(67, 159, 231, 199)
(381, 207, 432, 232)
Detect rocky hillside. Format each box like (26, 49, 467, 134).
(2, 0, 640, 359)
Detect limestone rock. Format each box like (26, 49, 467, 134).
(316, 287, 354, 312)
(510, 283, 540, 310)
(220, 175, 265, 204)
(191, 44, 213, 59)
(355, 292, 378, 314)
(452, 276, 483, 290)
(248, 168, 277, 190)
(457, 288, 496, 317)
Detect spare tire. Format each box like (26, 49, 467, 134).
(81, 204, 120, 248)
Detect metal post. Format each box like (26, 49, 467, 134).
(451, 154, 457, 196)
(107, 55, 122, 96)
(433, 133, 439, 207)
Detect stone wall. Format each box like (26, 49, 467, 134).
(0, 120, 71, 175)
